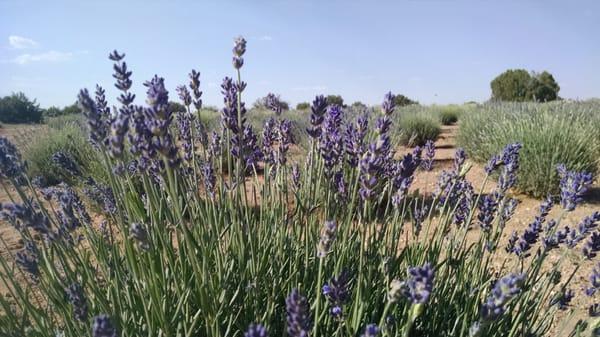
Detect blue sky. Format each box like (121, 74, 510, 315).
(1, 0, 599, 108)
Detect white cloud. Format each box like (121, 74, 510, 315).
(8, 35, 39, 49)
(12, 50, 74, 65)
(257, 35, 273, 41)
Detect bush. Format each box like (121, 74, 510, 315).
(0, 92, 43, 123)
(491, 69, 560, 102)
(458, 101, 600, 197)
(23, 124, 105, 185)
(397, 114, 441, 146)
(296, 102, 310, 110)
(1, 39, 597, 337)
(438, 105, 460, 125)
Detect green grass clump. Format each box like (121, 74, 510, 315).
(458, 101, 600, 197)
(22, 124, 105, 185)
(437, 105, 461, 125)
(396, 114, 441, 146)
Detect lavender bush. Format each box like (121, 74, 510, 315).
(0, 37, 599, 337)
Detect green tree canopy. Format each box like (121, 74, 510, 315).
(325, 95, 344, 107)
(296, 102, 310, 110)
(0, 92, 43, 123)
(491, 69, 560, 102)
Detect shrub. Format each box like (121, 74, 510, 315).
(22, 124, 105, 185)
(296, 102, 310, 110)
(397, 114, 441, 146)
(438, 105, 460, 125)
(458, 101, 600, 197)
(0, 92, 43, 123)
(0, 37, 597, 337)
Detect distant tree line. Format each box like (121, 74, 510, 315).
(0, 92, 44, 123)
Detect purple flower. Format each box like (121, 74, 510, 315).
(381, 91, 396, 115)
(307, 95, 327, 138)
(557, 164, 593, 212)
(109, 50, 135, 106)
(232, 36, 247, 69)
(361, 324, 380, 337)
(285, 289, 312, 337)
(0, 136, 25, 179)
(92, 314, 117, 337)
(477, 193, 498, 232)
(176, 110, 195, 163)
(176, 84, 192, 106)
(15, 240, 39, 279)
(565, 212, 600, 248)
(189, 70, 203, 110)
(402, 263, 435, 304)
(265, 93, 284, 115)
(52, 151, 80, 176)
(244, 324, 268, 337)
(108, 108, 130, 158)
(221, 77, 247, 134)
(144, 75, 180, 167)
(317, 220, 337, 258)
(78, 87, 109, 146)
(318, 106, 344, 175)
(1, 202, 50, 235)
(66, 282, 88, 321)
(412, 203, 427, 237)
(231, 125, 263, 171)
(208, 131, 221, 160)
(421, 140, 435, 171)
(262, 118, 277, 165)
(334, 171, 347, 202)
(202, 162, 216, 200)
(277, 119, 293, 166)
(497, 143, 522, 193)
(481, 273, 525, 320)
(453, 148, 467, 174)
(585, 263, 600, 297)
(583, 232, 600, 259)
(390, 154, 420, 206)
(550, 288, 574, 310)
(359, 148, 383, 201)
(589, 303, 600, 317)
(322, 269, 352, 317)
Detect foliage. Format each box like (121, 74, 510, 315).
(44, 103, 82, 117)
(0, 38, 598, 337)
(169, 101, 186, 113)
(350, 101, 367, 111)
(325, 94, 344, 107)
(393, 94, 418, 107)
(458, 100, 600, 197)
(490, 69, 560, 102)
(396, 113, 442, 146)
(0, 92, 43, 123)
(437, 105, 461, 125)
(296, 102, 310, 110)
(22, 124, 105, 185)
(253, 94, 290, 111)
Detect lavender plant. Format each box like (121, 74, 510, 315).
(0, 36, 598, 337)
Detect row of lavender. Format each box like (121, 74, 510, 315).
(0, 36, 598, 337)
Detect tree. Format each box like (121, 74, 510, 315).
(490, 69, 560, 102)
(296, 102, 310, 110)
(351, 101, 367, 111)
(169, 101, 186, 113)
(253, 94, 290, 112)
(0, 92, 43, 123)
(62, 103, 82, 115)
(393, 94, 418, 107)
(44, 106, 63, 117)
(325, 95, 344, 107)
(529, 71, 560, 102)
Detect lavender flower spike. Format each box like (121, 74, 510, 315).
(0, 136, 25, 179)
(481, 273, 525, 320)
(66, 282, 88, 321)
(585, 263, 600, 297)
(232, 36, 247, 69)
(285, 289, 312, 337)
(403, 263, 435, 304)
(244, 324, 269, 337)
(361, 324, 380, 337)
(317, 220, 337, 258)
(92, 314, 117, 337)
(557, 164, 593, 212)
(322, 269, 352, 317)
